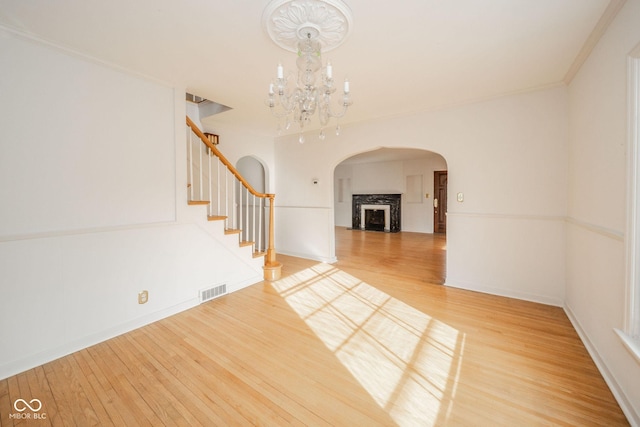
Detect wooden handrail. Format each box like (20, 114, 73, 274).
(186, 116, 281, 281)
(186, 116, 274, 199)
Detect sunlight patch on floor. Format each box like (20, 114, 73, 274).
(272, 263, 465, 426)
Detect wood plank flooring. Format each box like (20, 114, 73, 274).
(0, 227, 629, 426)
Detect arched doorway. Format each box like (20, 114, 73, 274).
(332, 147, 448, 283)
(333, 148, 448, 234)
(237, 156, 266, 193)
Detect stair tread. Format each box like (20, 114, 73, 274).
(188, 200, 210, 205)
(239, 240, 254, 247)
(225, 229, 241, 235)
(253, 251, 266, 258)
(208, 215, 228, 221)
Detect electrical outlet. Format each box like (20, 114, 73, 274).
(138, 290, 148, 304)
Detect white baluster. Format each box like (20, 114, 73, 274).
(258, 197, 263, 252)
(238, 181, 243, 239)
(264, 197, 269, 251)
(225, 167, 229, 226)
(232, 177, 236, 230)
(252, 194, 256, 252)
(198, 136, 203, 201)
(208, 148, 212, 216)
(188, 130, 194, 201)
(245, 187, 249, 244)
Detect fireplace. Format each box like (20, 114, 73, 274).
(360, 205, 389, 231)
(352, 194, 401, 232)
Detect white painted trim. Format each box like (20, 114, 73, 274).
(444, 278, 564, 307)
(563, 0, 628, 84)
(230, 276, 265, 293)
(0, 221, 180, 243)
(277, 249, 337, 264)
(305, 82, 567, 140)
(565, 305, 640, 427)
(0, 270, 264, 381)
(0, 24, 174, 88)
(615, 329, 640, 365)
(625, 42, 640, 343)
(0, 298, 199, 381)
(566, 216, 624, 241)
(276, 205, 333, 210)
(447, 211, 565, 222)
(446, 212, 624, 242)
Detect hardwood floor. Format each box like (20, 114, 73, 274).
(0, 227, 628, 426)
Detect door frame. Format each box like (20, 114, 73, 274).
(434, 170, 447, 233)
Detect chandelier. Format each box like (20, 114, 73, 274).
(263, 0, 353, 143)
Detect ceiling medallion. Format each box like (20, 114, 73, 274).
(262, 0, 353, 53)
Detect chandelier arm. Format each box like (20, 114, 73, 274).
(323, 93, 351, 119)
(268, 84, 299, 118)
(326, 105, 349, 119)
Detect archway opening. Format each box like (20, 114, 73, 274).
(334, 148, 448, 233)
(332, 147, 448, 284)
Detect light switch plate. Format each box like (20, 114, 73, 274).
(457, 192, 464, 202)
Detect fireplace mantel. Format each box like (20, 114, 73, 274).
(352, 194, 401, 232)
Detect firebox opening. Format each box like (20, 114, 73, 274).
(365, 209, 385, 232)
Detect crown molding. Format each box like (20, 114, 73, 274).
(564, 0, 627, 84)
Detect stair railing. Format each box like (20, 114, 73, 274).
(185, 117, 281, 280)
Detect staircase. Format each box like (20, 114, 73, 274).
(185, 117, 281, 281)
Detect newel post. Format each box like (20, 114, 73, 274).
(263, 194, 282, 281)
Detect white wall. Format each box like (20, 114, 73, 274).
(0, 30, 264, 379)
(275, 85, 568, 305)
(566, 0, 640, 423)
(334, 164, 353, 227)
(333, 155, 447, 233)
(201, 119, 276, 195)
(0, 34, 176, 236)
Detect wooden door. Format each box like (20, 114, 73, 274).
(434, 171, 447, 233)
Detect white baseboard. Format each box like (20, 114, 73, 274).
(230, 275, 264, 292)
(277, 250, 337, 264)
(444, 278, 564, 307)
(0, 297, 198, 381)
(564, 304, 639, 427)
(0, 272, 268, 381)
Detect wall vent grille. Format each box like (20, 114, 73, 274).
(200, 284, 227, 303)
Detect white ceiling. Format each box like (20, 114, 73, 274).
(340, 148, 443, 165)
(0, 0, 620, 137)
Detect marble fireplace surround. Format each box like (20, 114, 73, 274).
(352, 194, 401, 232)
